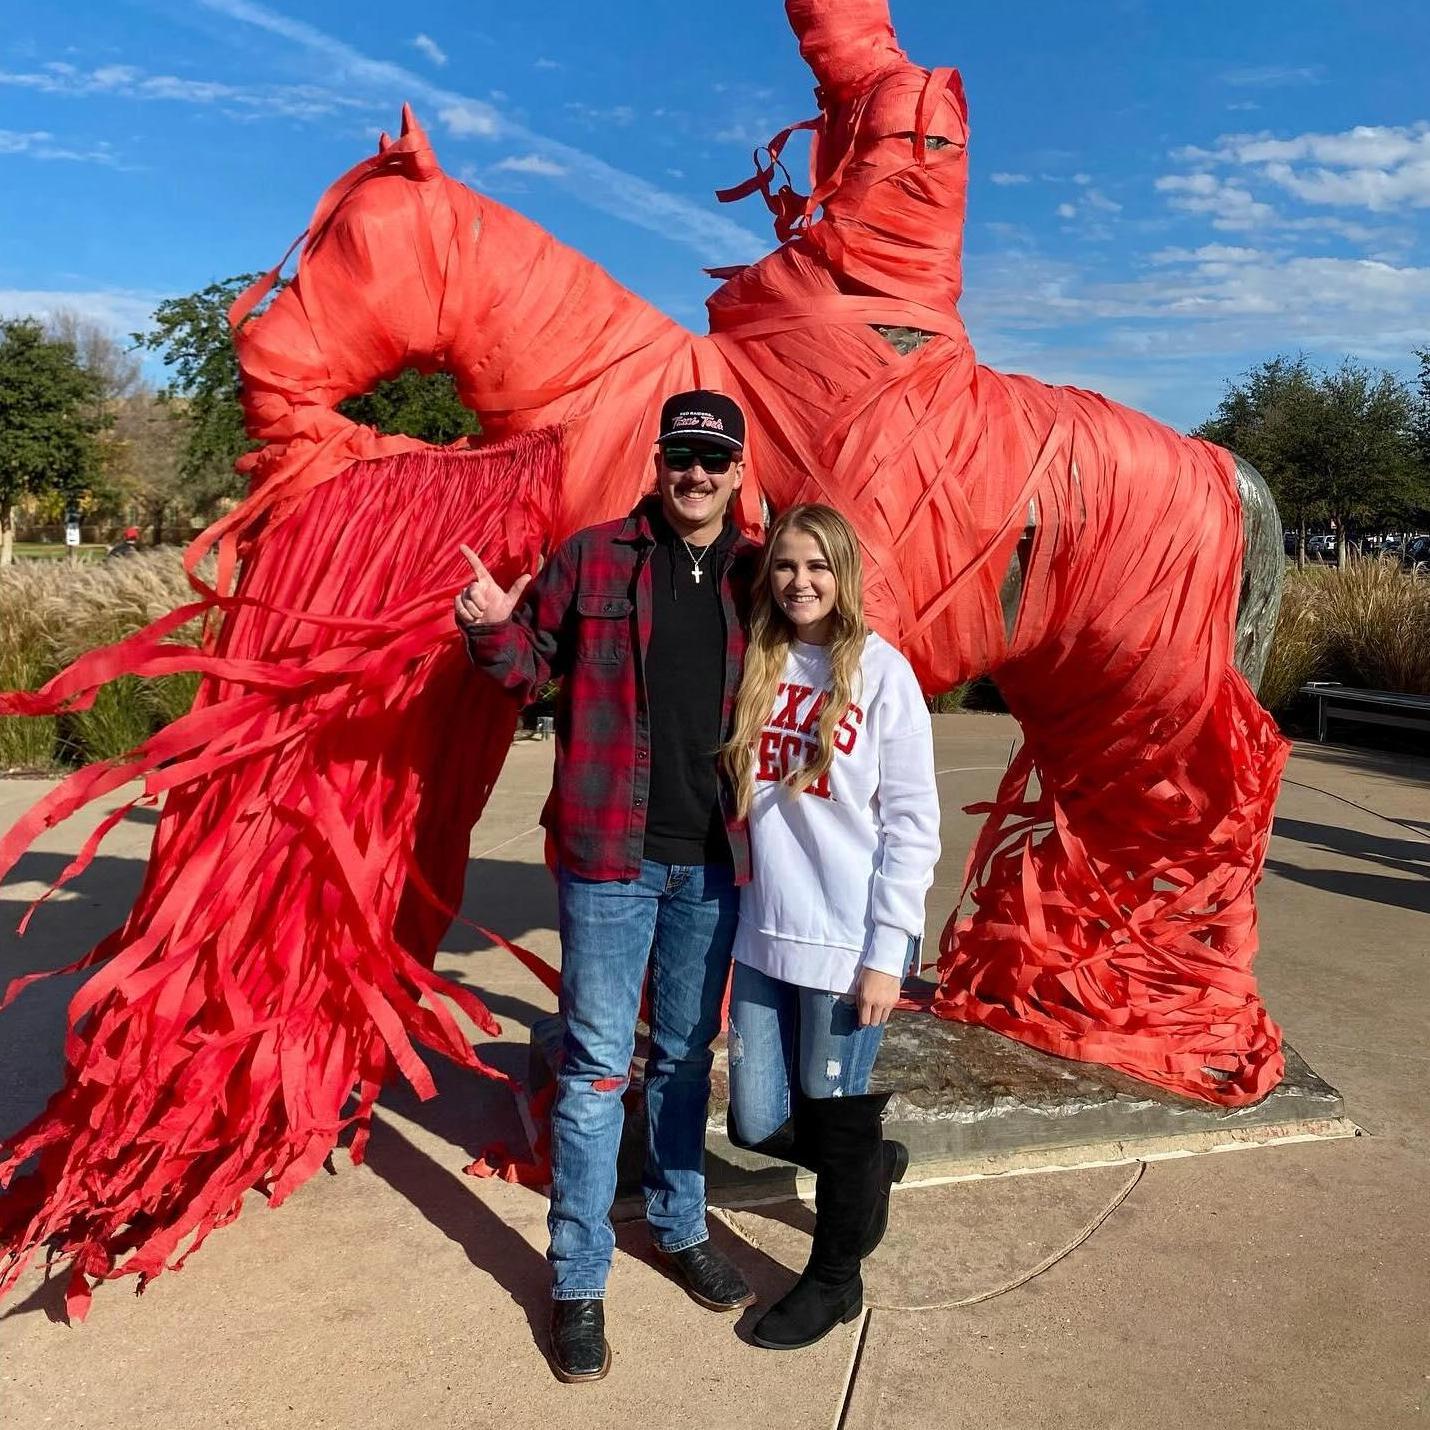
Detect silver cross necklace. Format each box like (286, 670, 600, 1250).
(680, 537, 713, 584)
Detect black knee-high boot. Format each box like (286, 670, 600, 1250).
(728, 1096, 907, 1258)
(750, 1093, 887, 1351)
(859, 1094, 909, 1259)
(726, 1108, 816, 1170)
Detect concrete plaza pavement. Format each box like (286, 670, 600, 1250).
(1, 714, 1427, 1429)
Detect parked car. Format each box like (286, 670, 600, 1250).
(1404, 535, 1430, 569)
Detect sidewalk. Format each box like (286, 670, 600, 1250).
(2, 715, 1426, 1429)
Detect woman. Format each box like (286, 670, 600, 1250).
(722, 503, 940, 1350)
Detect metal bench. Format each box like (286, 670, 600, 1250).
(1299, 683, 1430, 744)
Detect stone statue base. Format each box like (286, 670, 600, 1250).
(526, 988, 1351, 1208)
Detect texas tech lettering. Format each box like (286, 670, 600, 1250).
(756, 683, 864, 799)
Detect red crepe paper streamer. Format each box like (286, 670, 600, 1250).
(1, 434, 559, 1317)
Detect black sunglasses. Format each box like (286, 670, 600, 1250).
(660, 446, 737, 475)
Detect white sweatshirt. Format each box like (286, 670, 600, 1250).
(732, 632, 941, 995)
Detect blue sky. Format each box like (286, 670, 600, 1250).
(2, 0, 1428, 432)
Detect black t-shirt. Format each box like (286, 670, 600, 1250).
(642, 517, 736, 867)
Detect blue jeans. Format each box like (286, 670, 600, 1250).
(548, 860, 738, 1300)
(726, 950, 913, 1147)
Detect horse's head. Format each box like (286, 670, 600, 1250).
(234, 109, 688, 499)
(777, 0, 972, 314)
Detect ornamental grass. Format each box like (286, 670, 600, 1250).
(1259, 557, 1430, 715)
(0, 550, 205, 772)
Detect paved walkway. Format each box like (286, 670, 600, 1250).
(1, 715, 1426, 1429)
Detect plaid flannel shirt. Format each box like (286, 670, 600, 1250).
(465, 497, 760, 883)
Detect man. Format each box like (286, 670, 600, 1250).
(456, 389, 760, 1383)
(106, 526, 140, 559)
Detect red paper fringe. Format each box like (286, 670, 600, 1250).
(0, 433, 559, 1317)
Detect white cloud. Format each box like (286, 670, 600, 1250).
(989, 172, 1029, 186)
(1156, 173, 1278, 231)
(438, 101, 500, 138)
(1052, 185, 1122, 236)
(0, 61, 371, 122)
(493, 153, 567, 178)
(411, 34, 447, 68)
(1221, 65, 1325, 88)
(0, 288, 160, 336)
(1150, 244, 1264, 265)
(1168, 123, 1430, 215)
(565, 101, 637, 128)
(0, 127, 118, 164)
(534, 58, 562, 71)
(1262, 157, 1430, 211)
(714, 120, 773, 145)
(193, 0, 767, 264)
(965, 246, 1430, 351)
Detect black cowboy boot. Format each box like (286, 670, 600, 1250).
(548, 1298, 611, 1383)
(653, 1240, 755, 1311)
(750, 1095, 884, 1351)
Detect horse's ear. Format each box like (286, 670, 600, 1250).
(377, 131, 392, 153)
(395, 104, 439, 179)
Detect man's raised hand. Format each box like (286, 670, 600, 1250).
(454, 544, 532, 630)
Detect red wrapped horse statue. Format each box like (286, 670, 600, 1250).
(0, 0, 1289, 1317)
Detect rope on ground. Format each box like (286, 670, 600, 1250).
(870, 1160, 1145, 1311)
(715, 1159, 1146, 1315)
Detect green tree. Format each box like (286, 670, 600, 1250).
(134, 276, 481, 515)
(133, 274, 263, 513)
(0, 319, 106, 565)
(1316, 360, 1423, 563)
(1413, 347, 1430, 483)
(1196, 354, 1322, 565)
(109, 392, 192, 545)
(46, 310, 150, 524)
(1198, 354, 1427, 568)
(338, 368, 480, 443)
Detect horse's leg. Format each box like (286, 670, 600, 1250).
(934, 401, 1289, 1106)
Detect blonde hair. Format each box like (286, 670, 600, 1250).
(722, 504, 867, 818)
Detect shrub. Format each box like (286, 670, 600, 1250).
(928, 684, 970, 714)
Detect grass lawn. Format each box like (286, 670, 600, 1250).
(11, 543, 107, 562)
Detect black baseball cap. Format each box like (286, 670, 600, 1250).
(656, 389, 746, 452)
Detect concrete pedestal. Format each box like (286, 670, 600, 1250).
(525, 987, 1352, 1207)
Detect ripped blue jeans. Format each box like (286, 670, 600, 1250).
(726, 953, 908, 1146)
(548, 861, 738, 1300)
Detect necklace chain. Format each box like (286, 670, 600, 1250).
(680, 537, 713, 584)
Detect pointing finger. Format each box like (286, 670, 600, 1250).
(459, 544, 488, 580)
